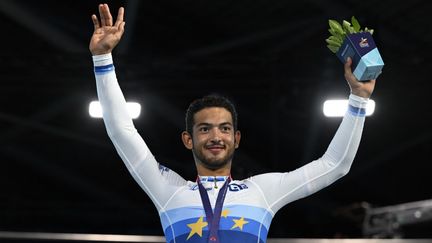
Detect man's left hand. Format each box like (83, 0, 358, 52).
(344, 57, 376, 98)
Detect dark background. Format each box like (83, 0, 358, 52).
(1, 0, 431, 239)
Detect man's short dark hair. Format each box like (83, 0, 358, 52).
(185, 95, 238, 135)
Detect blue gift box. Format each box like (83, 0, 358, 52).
(336, 32, 384, 81)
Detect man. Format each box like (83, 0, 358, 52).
(90, 4, 375, 243)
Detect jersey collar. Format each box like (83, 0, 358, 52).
(198, 176, 229, 182)
(197, 175, 231, 189)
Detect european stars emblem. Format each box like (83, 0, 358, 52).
(231, 217, 249, 231)
(186, 216, 208, 240)
(221, 209, 230, 218)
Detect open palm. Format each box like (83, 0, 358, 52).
(89, 4, 125, 55)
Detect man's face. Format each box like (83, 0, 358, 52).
(185, 107, 240, 170)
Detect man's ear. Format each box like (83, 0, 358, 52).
(234, 130, 241, 149)
(181, 131, 193, 150)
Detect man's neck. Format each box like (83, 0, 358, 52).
(196, 163, 231, 177)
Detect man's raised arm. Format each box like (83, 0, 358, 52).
(249, 57, 376, 214)
(90, 4, 186, 211)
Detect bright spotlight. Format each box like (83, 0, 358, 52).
(323, 99, 375, 117)
(89, 101, 141, 119)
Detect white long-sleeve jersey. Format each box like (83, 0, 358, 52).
(93, 53, 369, 243)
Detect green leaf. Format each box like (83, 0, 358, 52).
(327, 44, 339, 53)
(328, 35, 343, 44)
(329, 20, 344, 35)
(363, 27, 374, 35)
(329, 28, 345, 40)
(351, 16, 361, 32)
(326, 38, 341, 47)
(342, 20, 353, 33)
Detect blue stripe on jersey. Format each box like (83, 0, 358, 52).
(160, 206, 203, 230)
(160, 205, 273, 243)
(348, 104, 366, 117)
(164, 216, 269, 243)
(225, 205, 273, 229)
(168, 230, 266, 243)
(160, 205, 273, 232)
(94, 64, 114, 74)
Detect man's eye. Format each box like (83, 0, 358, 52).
(199, 127, 209, 132)
(222, 126, 231, 132)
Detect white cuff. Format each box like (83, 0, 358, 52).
(349, 94, 369, 109)
(92, 53, 113, 66)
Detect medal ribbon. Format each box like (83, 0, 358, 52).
(197, 177, 231, 243)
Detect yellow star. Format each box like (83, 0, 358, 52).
(231, 217, 249, 231)
(221, 209, 230, 218)
(186, 216, 208, 240)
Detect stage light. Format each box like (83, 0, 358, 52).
(89, 101, 141, 119)
(323, 99, 375, 117)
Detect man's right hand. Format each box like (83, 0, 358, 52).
(89, 4, 125, 55)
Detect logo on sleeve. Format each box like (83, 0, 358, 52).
(158, 164, 170, 174)
(228, 183, 248, 191)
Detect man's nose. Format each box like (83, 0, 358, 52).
(209, 127, 222, 142)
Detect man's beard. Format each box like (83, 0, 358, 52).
(192, 147, 235, 170)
